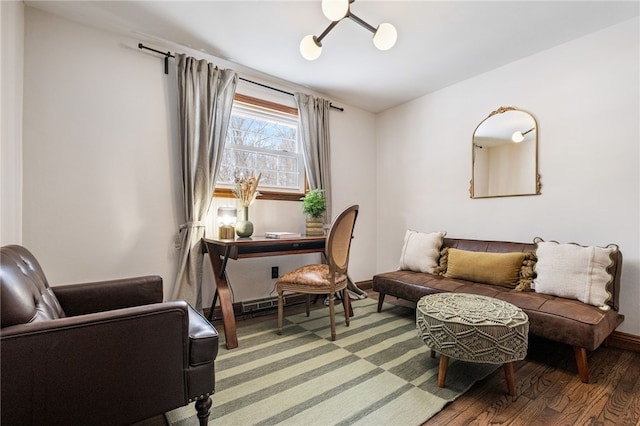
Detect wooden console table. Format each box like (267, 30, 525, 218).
(202, 236, 325, 349)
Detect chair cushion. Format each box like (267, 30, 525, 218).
(278, 264, 347, 291)
(1, 245, 65, 328)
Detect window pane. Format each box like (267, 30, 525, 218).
(218, 101, 304, 193)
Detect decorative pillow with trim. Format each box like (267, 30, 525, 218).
(444, 248, 526, 288)
(399, 230, 446, 274)
(432, 247, 449, 276)
(515, 251, 537, 291)
(532, 238, 619, 310)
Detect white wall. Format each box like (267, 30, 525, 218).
(21, 7, 377, 307)
(1, 1, 24, 246)
(376, 18, 640, 335)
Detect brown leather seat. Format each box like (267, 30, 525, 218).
(1, 245, 218, 426)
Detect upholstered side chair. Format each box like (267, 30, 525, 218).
(277, 204, 359, 341)
(0, 245, 218, 426)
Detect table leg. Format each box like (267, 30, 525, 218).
(207, 289, 218, 322)
(205, 246, 238, 349)
(503, 362, 516, 396)
(437, 354, 449, 388)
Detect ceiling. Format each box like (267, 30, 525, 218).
(25, 1, 639, 113)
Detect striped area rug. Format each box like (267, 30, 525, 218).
(166, 298, 498, 426)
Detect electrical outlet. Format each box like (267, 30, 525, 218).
(271, 266, 279, 279)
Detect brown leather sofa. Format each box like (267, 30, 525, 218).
(1, 245, 218, 426)
(373, 237, 624, 383)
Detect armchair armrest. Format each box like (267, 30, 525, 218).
(53, 275, 163, 316)
(1, 301, 200, 425)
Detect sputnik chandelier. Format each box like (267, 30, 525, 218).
(300, 0, 398, 60)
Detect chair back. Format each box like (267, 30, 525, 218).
(1, 245, 66, 328)
(326, 205, 359, 275)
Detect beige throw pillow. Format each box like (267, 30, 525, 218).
(399, 230, 446, 274)
(444, 248, 526, 288)
(533, 240, 618, 309)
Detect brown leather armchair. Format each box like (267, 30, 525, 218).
(1, 245, 218, 426)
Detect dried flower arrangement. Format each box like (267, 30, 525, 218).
(233, 172, 261, 207)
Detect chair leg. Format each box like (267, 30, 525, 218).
(342, 289, 351, 326)
(277, 290, 284, 335)
(329, 294, 336, 341)
(195, 396, 212, 426)
(305, 294, 310, 317)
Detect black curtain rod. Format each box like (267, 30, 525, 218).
(138, 43, 344, 112)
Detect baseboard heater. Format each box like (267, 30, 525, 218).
(241, 296, 280, 313)
(240, 294, 311, 314)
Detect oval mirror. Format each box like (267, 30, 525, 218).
(470, 106, 541, 198)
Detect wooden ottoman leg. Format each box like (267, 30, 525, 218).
(438, 355, 450, 388)
(503, 362, 516, 396)
(430, 349, 436, 359)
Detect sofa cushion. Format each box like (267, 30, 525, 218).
(444, 248, 526, 288)
(399, 230, 445, 274)
(533, 239, 618, 310)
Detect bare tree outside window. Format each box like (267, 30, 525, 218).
(217, 102, 304, 194)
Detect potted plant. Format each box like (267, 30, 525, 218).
(301, 189, 326, 236)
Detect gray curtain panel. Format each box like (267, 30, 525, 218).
(171, 53, 238, 309)
(294, 93, 333, 222)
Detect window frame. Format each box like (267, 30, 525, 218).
(214, 93, 307, 202)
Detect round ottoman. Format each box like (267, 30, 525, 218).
(416, 293, 529, 395)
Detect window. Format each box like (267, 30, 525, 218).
(215, 94, 305, 201)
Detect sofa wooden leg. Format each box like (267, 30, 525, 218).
(376, 293, 385, 312)
(195, 396, 212, 426)
(574, 346, 590, 383)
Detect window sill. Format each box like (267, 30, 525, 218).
(214, 188, 303, 202)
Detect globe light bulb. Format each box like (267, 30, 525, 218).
(322, 0, 349, 21)
(373, 22, 397, 51)
(300, 35, 322, 60)
(512, 131, 525, 143)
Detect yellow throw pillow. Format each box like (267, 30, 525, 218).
(444, 248, 526, 288)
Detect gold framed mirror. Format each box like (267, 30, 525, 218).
(470, 106, 541, 198)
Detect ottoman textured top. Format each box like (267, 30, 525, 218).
(417, 293, 529, 363)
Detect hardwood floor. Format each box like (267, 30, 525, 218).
(149, 290, 640, 425)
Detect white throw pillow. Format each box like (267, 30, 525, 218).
(399, 230, 446, 273)
(533, 240, 618, 310)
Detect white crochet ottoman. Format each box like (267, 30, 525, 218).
(416, 293, 529, 396)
